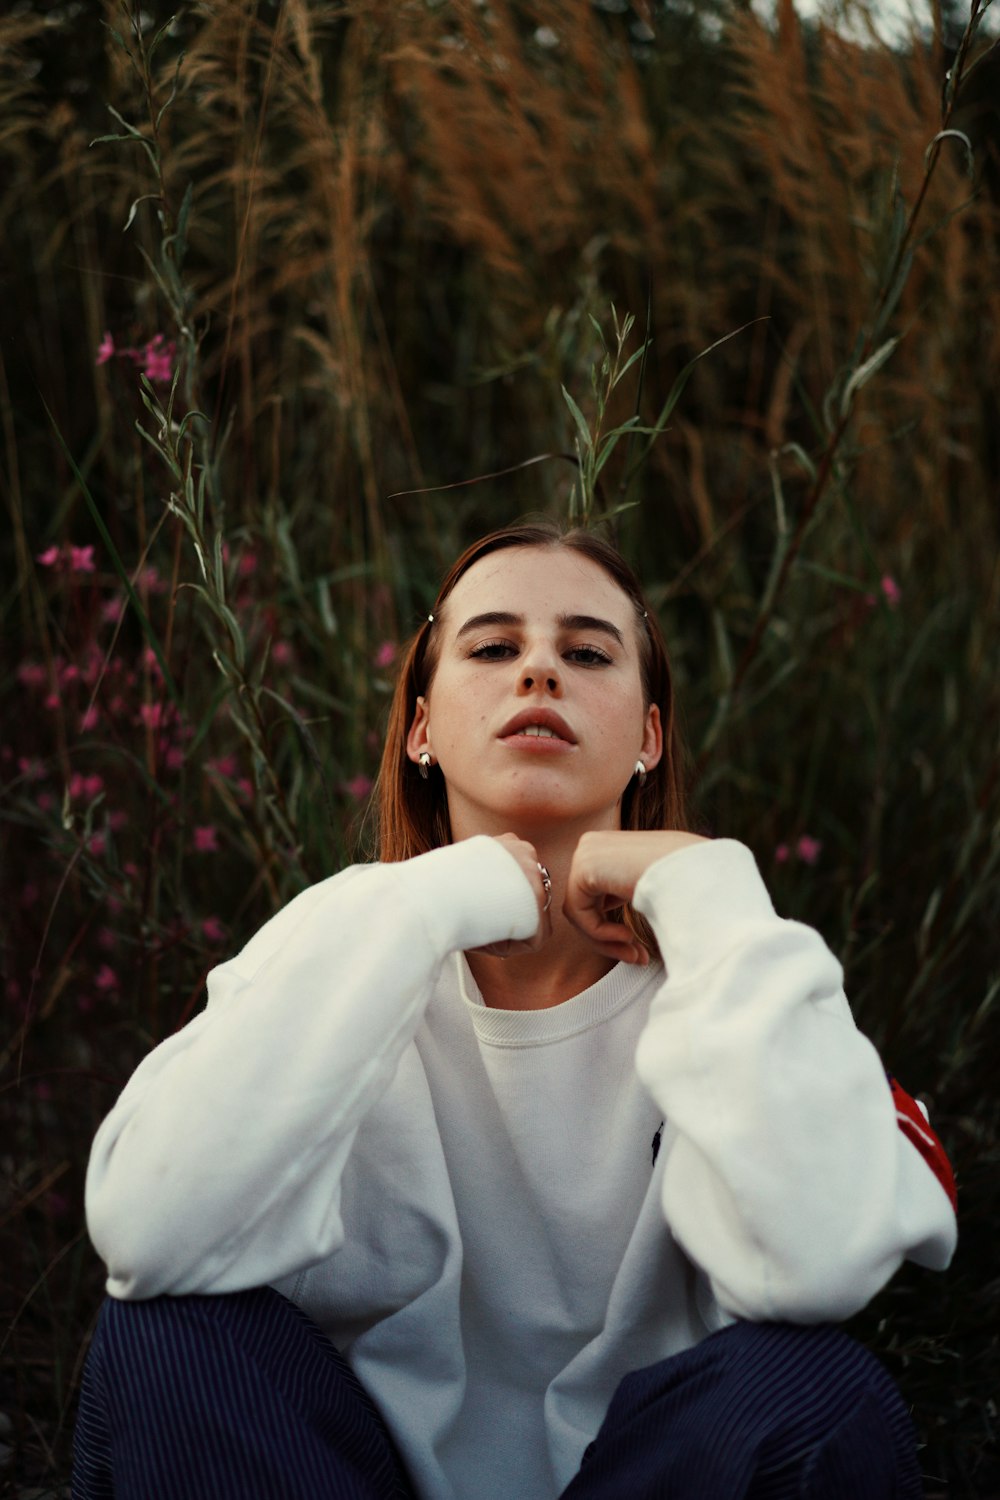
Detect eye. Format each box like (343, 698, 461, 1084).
(469, 638, 517, 661)
(565, 644, 612, 666)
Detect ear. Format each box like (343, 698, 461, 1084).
(406, 694, 433, 766)
(640, 703, 663, 773)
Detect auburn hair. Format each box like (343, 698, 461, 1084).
(372, 521, 690, 954)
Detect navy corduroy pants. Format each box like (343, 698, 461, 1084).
(72, 1286, 924, 1499)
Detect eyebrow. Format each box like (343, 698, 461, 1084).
(454, 611, 626, 648)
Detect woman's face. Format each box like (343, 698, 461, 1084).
(406, 546, 662, 842)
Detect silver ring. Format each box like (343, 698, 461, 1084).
(537, 863, 552, 913)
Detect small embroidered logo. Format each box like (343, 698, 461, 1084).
(651, 1122, 664, 1166)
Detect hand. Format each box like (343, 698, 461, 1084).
(471, 833, 554, 958)
(564, 830, 710, 965)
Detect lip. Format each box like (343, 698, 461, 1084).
(498, 708, 577, 744)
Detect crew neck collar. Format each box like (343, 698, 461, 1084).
(455, 952, 656, 1048)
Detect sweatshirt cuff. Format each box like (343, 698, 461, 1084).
(633, 839, 776, 979)
(386, 837, 541, 956)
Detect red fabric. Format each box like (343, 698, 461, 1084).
(889, 1077, 957, 1212)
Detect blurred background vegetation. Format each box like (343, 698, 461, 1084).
(1, 0, 998, 1493)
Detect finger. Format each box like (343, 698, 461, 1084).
(589, 935, 649, 966)
(562, 893, 628, 943)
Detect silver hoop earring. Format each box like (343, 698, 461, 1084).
(418, 752, 432, 780)
(634, 760, 647, 788)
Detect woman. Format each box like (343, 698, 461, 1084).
(74, 522, 957, 1500)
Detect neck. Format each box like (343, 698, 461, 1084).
(466, 940, 615, 1012)
(462, 822, 617, 1010)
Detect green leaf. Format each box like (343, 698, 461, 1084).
(798, 560, 874, 591)
(155, 53, 185, 132)
(924, 128, 975, 179)
(612, 341, 648, 387)
(147, 13, 178, 63)
(594, 418, 641, 479)
(587, 313, 607, 348)
(105, 103, 145, 140)
(100, 19, 134, 57)
(840, 336, 900, 417)
(168, 180, 195, 271)
(188, 679, 232, 755)
(213, 530, 226, 596)
(90, 132, 138, 148)
(123, 194, 159, 232)
(135, 421, 182, 478)
(711, 607, 734, 690)
(778, 442, 818, 484)
(560, 385, 593, 454)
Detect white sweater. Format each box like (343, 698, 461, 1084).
(85, 837, 956, 1500)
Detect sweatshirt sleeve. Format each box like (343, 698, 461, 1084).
(632, 839, 958, 1324)
(85, 836, 539, 1301)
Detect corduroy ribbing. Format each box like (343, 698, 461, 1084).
(561, 1321, 923, 1500)
(73, 1295, 923, 1500)
(72, 1288, 415, 1500)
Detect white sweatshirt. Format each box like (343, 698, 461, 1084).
(85, 837, 957, 1500)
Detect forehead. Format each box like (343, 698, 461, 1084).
(445, 546, 634, 626)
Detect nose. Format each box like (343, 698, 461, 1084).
(518, 637, 562, 696)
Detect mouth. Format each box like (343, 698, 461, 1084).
(499, 709, 576, 744)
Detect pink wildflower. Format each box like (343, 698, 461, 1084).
(796, 835, 822, 865)
(44, 693, 60, 711)
(271, 640, 294, 666)
(69, 545, 96, 574)
(59, 663, 80, 687)
(80, 705, 100, 732)
(82, 648, 103, 685)
(193, 825, 219, 853)
(164, 746, 185, 771)
(109, 810, 127, 832)
(18, 757, 44, 780)
(141, 334, 176, 384)
(101, 596, 126, 625)
(237, 551, 257, 579)
(139, 702, 165, 730)
(343, 774, 373, 802)
(374, 640, 397, 670)
(88, 832, 107, 856)
(880, 575, 901, 608)
(95, 964, 119, 991)
(202, 916, 226, 944)
(17, 662, 48, 690)
(774, 843, 790, 864)
(96, 331, 116, 365)
(37, 545, 61, 568)
(208, 754, 240, 778)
